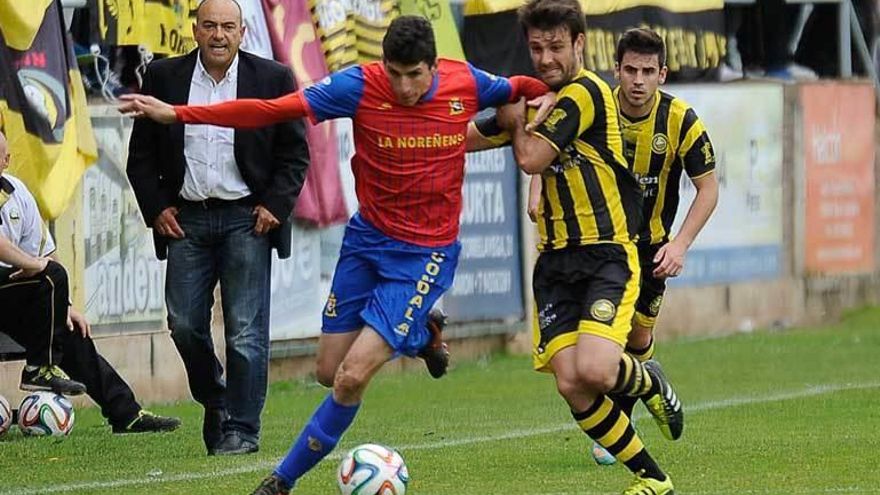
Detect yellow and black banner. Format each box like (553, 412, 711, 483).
(309, 0, 358, 73)
(462, 0, 725, 81)
(86, 0, 197, 56)
(584, 1, 725, 81)
(0, 0, 97, 219)
(309, 0, 464, 72)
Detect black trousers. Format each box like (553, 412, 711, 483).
(59, 330, 142, 427)
(0, 261, 69, 367)
(0, 261, 141, 427)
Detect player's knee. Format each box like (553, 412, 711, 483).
(333, 363, 369, 401)
(554, 374, 586, 402)
(577, 363, 617, 394)
(315, 364, 335, 388)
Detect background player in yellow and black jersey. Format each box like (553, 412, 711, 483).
(589, 28, 719, 467)
(468, 2, 680, 494)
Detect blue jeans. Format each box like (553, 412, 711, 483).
(165, 202, 271, 444)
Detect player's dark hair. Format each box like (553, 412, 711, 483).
(616, 28, 666, 67)
(518, 0, 586, 43)
(382, 15, 437, 67)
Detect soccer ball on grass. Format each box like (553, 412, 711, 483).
(337, 443, 409, 495)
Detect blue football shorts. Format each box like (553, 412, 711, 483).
(322, 213, 461, 357)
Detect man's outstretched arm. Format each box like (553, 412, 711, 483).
(118, 91, 310, 128)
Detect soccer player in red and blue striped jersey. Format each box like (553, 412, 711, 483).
(120, 15, 548, 494)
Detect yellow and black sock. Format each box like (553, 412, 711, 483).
(613, 340, 657, 415)
(573, 396, 666, 481)
(625, 338, 655, 363)
(611, 353, 659, 398)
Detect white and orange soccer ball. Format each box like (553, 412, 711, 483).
(18, 392, 75, 436)
(337, 443, 409, 495)
(0, 394, 12, 436)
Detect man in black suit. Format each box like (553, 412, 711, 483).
(126, 0, 309, 456)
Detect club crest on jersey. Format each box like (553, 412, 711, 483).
(544, 108, 567, 133)
(449, 98, 464, 115)
(651, 133, 669, 154)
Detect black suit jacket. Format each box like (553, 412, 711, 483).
(126, 50, 309, 259)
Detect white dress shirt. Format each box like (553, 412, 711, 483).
(0, 174, 55, 267)
(181, 54, 251, 201)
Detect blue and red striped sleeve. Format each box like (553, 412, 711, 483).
(302, 65, 366, 122)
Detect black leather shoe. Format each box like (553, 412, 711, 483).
(203, 407, 228, 453)
(211, 431, 259, 456)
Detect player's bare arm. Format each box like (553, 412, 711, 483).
(497, 101, 559, 174)
(653, 171, 719, 278)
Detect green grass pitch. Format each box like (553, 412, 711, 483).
(1, 307, 879, 494)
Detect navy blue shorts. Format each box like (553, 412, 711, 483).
(322, 214, 461, 357)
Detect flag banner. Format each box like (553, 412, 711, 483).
(0, 0, 97, 219)
(584, 3, 725, 82)
(309, 0, 398, 69)
(240, 0, 274, 59)
(309, 0, 358, 73)
(263, 0, 349, 226)
(84, 0, 197, 56)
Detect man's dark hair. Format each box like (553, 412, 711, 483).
(616, 28, 666, 67)
(518, 0, 586, 42)
(382, 15, 437, 66)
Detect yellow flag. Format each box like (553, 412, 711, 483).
(0, 0, 97, 219)
(0, 0, 54, 50)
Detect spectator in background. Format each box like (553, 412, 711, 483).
(722, 0, 817, 81)
(125, 0, 310, 456)
(0, 129, 180, 434)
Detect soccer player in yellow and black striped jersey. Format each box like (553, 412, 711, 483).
(467, 3, 680, 494)
(587, 28, 719, 468)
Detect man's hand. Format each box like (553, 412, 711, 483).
(496, 99, 526, 131)
(653, 240, 687, 278)
(153, 207, 185, 239)
(118, 94, 178, 124)
(67, 307, 91, 338)
(253, 206, 280, 236)
(525, 92, 557, 132)
(10, 257, 49, 280)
